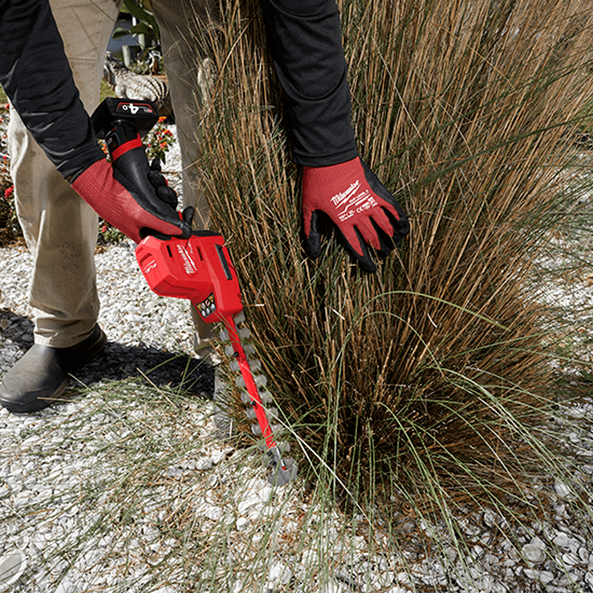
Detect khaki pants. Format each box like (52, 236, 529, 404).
(8, 0, 215, 349)
(151, 0, 218, 346)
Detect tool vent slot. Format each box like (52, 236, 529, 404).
(215, 244, 233, 280)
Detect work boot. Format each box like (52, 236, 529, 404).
(0, 324, 107, 413)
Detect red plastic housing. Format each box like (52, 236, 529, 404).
(135, 232, 243, 324)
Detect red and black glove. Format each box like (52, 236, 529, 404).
(302, 157, 409, 273)
(71, 157, 192, 244)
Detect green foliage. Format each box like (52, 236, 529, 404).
(0, 183, 21, 247)
(0, 105, 22, 246)
(145, 117, 176, 164)
(113, 0, 160, 50)
(99, 79, 116, 103)
(97, 220, 126, 247)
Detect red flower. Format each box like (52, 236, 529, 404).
(4, 185, 13, 199)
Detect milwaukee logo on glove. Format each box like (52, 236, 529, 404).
(331, 179, 377, 222)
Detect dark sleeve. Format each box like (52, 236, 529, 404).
(260, 0, 358, 167)
(0, 0, 105, 178)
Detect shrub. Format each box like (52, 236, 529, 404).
(194, 0, 593, 526)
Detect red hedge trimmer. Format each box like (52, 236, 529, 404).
(91, 98, 298, 486)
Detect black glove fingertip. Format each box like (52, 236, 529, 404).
(353, 245, 377, 274)
(150, 157, 162, 173)
(179, 220, 192, 239)
(182, 206, 195, 226)
(362, 160, 410, 238)
(369, 218, 395, 258)
(303, 236, 321, 259)
(379, 205, 409, 242)
(156, 185, 178, 208)
(393, 209, 410, 238)
(303, 210, 322, 259)
(355, 250, 377, 273)
(337, 227, 377, 273)
(147, 170, 163, 190)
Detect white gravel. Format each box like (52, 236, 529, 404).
(1, 240, 195, 354)
(2, 242, 593, 593)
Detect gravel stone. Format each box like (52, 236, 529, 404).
(195, 457, 214, 471)
(522, 543, 546, 565)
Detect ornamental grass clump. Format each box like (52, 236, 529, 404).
(193, 0, 593, 525)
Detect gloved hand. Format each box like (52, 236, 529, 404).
(302, 156, 410, 273)
(71, 157, 192, 244)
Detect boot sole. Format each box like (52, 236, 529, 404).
(0, 376, 69, 413)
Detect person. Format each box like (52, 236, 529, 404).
(0, 0, 409, 414)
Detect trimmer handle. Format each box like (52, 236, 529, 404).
(90, 97, 160, 203)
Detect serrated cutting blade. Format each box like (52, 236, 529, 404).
(221, 313, 297, 486)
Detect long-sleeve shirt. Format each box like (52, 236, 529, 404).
(0, 0, 104, 179)
(0, 0, 359, 178)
